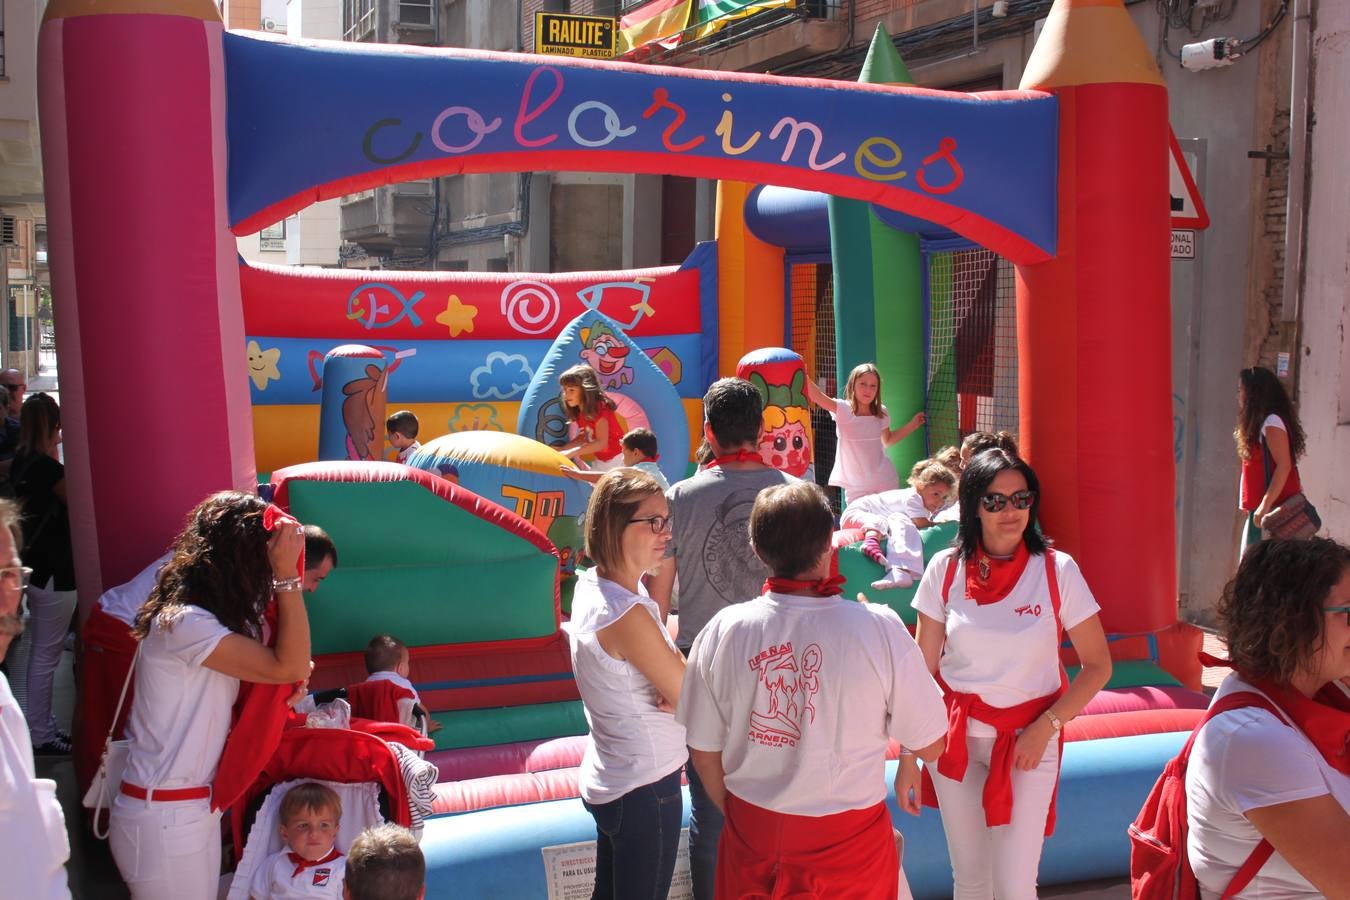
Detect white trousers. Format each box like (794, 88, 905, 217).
(839, 510, 925, 576)
(110, 795, 222, 900)
(23, 578, 77, 744)
(930, 734, 1059, 900)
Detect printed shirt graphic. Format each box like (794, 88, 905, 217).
(679, 592, 947, 816)
(747, 641, 822, 748)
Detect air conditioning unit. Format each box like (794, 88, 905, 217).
(262, 17, 279, 31)
(0, 217, 16, 246)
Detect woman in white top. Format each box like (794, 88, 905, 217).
(1185, 538, 1350, 898)
(567, 469, 688, 900)
(908, 449, 1112, 900)
(109, 491, 313, 900)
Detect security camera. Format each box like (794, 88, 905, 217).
(1181, 37, 1243, 71)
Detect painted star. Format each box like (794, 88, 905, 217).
(436, 293, 478, 337)
(246, 340, 282, 390)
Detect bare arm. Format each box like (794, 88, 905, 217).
(1254, 425, 1293, 523)
(647, 560, 676, 622)
(596, 604, 686, 707)
(914, 612, 946, 676)
(1246, 794, 1350, 896)
(203, 526, 312, 684)
(881, 411, 926, 448)
(803, 377, 836, 410)
(1013, 613, 1112, 770)
(895, 734, 946, 815)
(689, 748, 727, 813)
(562, 415, 611, 459)
(560, 466, 603, 483)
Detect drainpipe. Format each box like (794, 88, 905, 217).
(972, 0, 979, 52)
(1279, 0, 1311, 371)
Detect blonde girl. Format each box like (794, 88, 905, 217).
(804, 363, 924, 503)
(558, 364, 624, 472)
(841, 461, 958, 591)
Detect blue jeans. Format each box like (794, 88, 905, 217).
(583, 767, 684, 900)
(685, 760, 723, 900)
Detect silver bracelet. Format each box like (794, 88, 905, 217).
(898, 748, 916, 757)
(272, 576, 303, 593)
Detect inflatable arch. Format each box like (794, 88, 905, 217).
(41, 0, 1175, 665)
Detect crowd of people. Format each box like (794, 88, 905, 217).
(0, 360, 1342, 899)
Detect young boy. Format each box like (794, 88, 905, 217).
(677, 482, 947, 900)
(385, 411, 421, 465)
(561, 427, 669, 489)
(346, 635, 441, 735)
(343, 824, 425, 900)
(250, 782, 346, 899)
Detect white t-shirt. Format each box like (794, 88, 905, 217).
(1261, 413, 1287, 437)
(1186, 675, 1350, 899)
(828, 399, 900, 497)
(98, 553, 172, 626)
(632, 460, 670, 490)
(566, 569, 688, 804)
(844, 487, 931, 528)
(0, 672, 70, 899)
(395, 441, 421, 465)
(249, 847, 346, 899)
(121, 605, 239, 790)
(912, 548, 1099, 738)
(679, 592, 948, 816)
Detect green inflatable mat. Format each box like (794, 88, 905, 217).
(429, 700, 588, 751)
(836, 522, 959, 625)
(1069, 659, 1181, 689)
(283, 479, 560, 656)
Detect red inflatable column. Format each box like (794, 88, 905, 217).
(1017, 0, 1174, 635)
(39, 0, 254, 609)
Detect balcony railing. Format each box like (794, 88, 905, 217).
(618, 0, 841, 65)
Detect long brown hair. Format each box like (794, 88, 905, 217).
(16, 393, 59, 458)
(133, 491, 275, 639)
(1234, 366, 1304, 461)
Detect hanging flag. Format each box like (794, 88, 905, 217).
(693, 0, 795, 40)
(617, 0, 694, 54)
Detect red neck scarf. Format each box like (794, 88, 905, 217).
(289, 847, 341, 877)
(707, 449, 765, 468)
(763, 574, 846, 598)
(964, 540, 1030, 605)
(1248, 677, 1350, 776)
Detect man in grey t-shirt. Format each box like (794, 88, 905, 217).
(649, 377, 798, 900)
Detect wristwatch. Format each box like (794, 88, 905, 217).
(1043, 709, 1063, 732)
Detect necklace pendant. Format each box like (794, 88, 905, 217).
(978, 556, 991, 581)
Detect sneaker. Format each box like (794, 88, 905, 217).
(870, 569, 916, 592)
(33, 735, 73, 756)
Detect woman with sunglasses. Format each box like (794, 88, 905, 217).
(567, 469, 688, 900)
(905, 449, 1111, 900)
(1185, 538, 1349, 898)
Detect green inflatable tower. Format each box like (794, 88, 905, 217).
(826, 26, 928, 489)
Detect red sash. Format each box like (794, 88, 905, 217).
(920, 551, 1067, 835)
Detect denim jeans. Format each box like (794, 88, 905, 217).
(582, 767, 684, 900)
(684, 760, 723, 900)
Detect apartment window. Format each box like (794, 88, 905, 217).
(260, 221, 287, 251)
(398, 0, 432, 26)
(343, 0, 375, 40)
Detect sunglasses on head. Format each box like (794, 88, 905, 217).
(980, 490, 1036, 512)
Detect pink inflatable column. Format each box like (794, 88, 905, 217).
(39, 0, 254, 610)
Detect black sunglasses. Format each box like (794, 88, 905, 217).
(980, 490, 1036, 512)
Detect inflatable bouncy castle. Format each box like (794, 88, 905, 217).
(43, 0, 1205, 893)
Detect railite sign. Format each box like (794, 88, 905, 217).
(535, 12, 616, 60)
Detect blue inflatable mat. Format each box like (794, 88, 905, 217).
(422, 731, 1186, 898)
